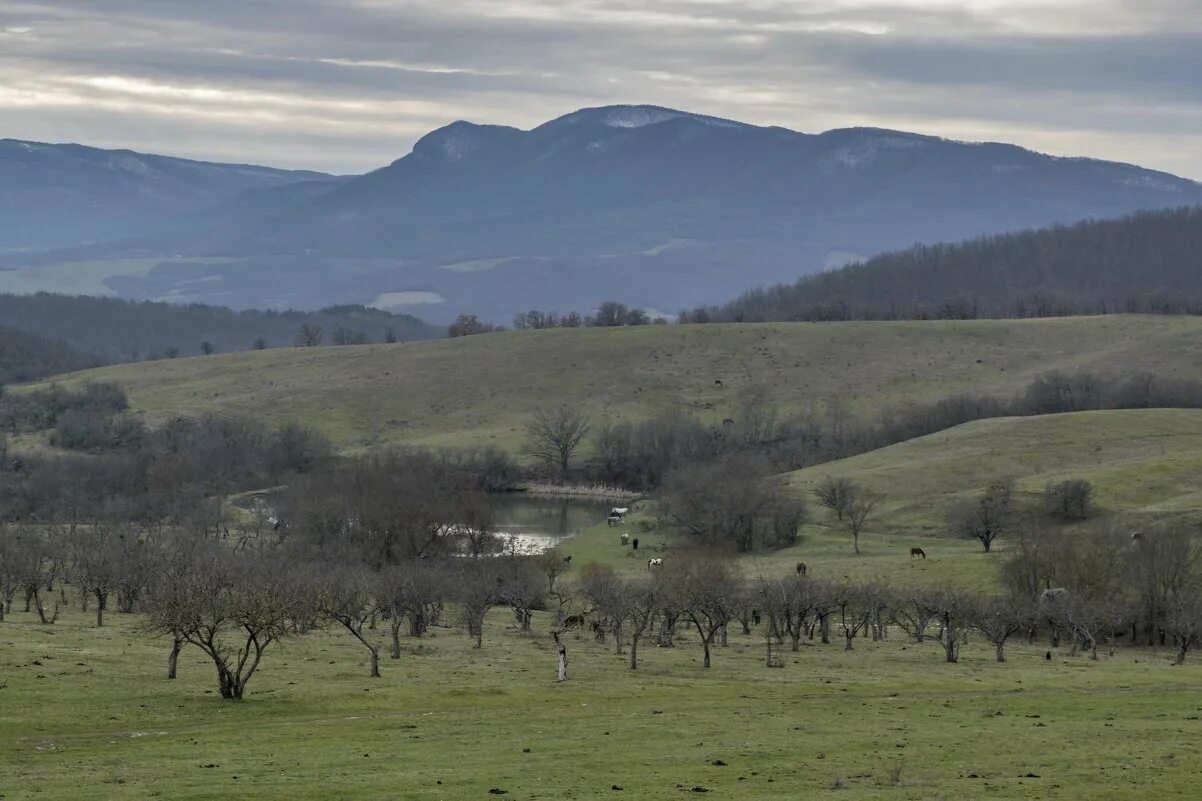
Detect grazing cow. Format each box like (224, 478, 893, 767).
(607, 513, 622, 526)
(722, 418, 735, 427)
(621, 533, 630, 545)
(647, 558, 663, 569)
(910, 547, 926, 560)
(632, 538, 639, 551)
(795, 561, 807, 576)
(562, 555, 573, 565)
(610, 507, 629, 516)
(714, 379, 724, 387)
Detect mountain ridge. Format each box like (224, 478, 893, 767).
(4, 104, 1201, 320)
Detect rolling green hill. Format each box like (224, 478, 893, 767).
(40, 315, 1202, 451)
(786, 408, 1202, 532)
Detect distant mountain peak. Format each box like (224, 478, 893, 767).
(538, 104, 751, 132)
(411, 120, 522, 162)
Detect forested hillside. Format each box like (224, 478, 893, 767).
(0, 325, 99, 385)
(0, 294, 440, 362)
(687, 206, 1202, 322)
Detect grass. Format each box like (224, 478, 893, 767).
(3, 603, 1202, 800)
(39, 314, 1202, 451)
(785, 408, 1202, 532)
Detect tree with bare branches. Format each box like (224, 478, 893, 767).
(525, 406, 591, 481)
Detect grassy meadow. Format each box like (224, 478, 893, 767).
(4, 600, 1202, 801)
(40, 314, 1202, 451)
(786, 408, 1202, 532)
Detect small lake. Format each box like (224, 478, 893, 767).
(487, 494, 616, 552)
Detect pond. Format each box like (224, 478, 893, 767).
(487, 494, 616, 552)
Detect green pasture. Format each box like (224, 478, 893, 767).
(2, 602, 1201, 800)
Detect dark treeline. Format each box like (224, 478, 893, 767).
(0, 382, 330, 527)
(0, 325, 99, 384)
(682, 206, 1202, 323)
(553, 370, 1202, 497)
(0, 293, 441, 362)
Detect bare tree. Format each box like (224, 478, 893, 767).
(948, 479, 1014, 553)
(525, 406, 591, 481)
(456, 560, 502, 648)
(70, 524, 121, 627)
(921, 587, 974, 663)
(843, 487, 880, 555)
(669, 551, 742, 668)
(295, 324, 323, 347)
(316, 564, 384, 677)
(145, 548, 306, 698)
(626, 577, 661, 670)
(497, 557, 544, 633)
(970, 593, 1033, 662)
(1165, 591, 1202, 665)
(814, 475, 854, 521)
(659, 455, 807, 552)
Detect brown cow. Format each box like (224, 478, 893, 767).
(795, 561, 808, 575)
(910, 547, 926, 560)
(561, 614, 586, 629)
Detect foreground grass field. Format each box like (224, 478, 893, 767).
(43, 315, 1202, 450)
(3, 604, 1202, 800)
(786, 408, 1202, 531)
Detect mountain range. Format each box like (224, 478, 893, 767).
(3, 105, 1200, 322)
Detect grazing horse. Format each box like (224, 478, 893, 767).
(795, 561, 807, 576)
(647, 558, 663, 569)
(562, 555, 573, 565)
(910, 547, 926, 560)
(632, 538, 639, 551)
(562, 614, 586, 629)
(620, 533, 630, 545)
(722, 418, 735, 427)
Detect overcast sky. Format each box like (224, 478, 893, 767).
(2, 0, 1200, 178)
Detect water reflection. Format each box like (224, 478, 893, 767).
(488, 494, 614, 552)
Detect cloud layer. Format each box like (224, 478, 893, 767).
(2, 0, 1199, 177)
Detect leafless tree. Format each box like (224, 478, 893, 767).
(659, 455, 806, 552)
(668, 551, 742, 668)
(456, 560, 502, 648)
(970, 593, 1034, 662)
(525, 406, 591, 481)
(843, 487, 880, 555)
(814, 475, 854, 521)
(145, 547, 307, 698)
(497, 557, 544, 633)
(316, 563, 385, 677)
(69, 523, 122, 627)
(625, 577, 662, 670)
(921, 587, 974, 663)
(1165, 591, 1202, 665)
(947, 479, 1014, 553)
(832, 580, 872, 650)
(295, 323, 323, 347)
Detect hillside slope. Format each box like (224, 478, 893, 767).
(788, 408, 1202, 532)
(697, 206, 1202, 322)
(43, 315, 1202, 450)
